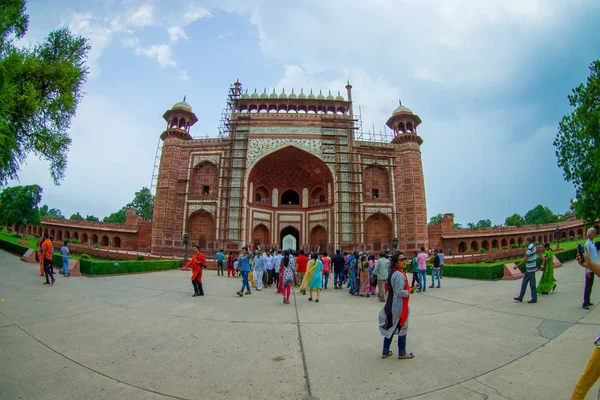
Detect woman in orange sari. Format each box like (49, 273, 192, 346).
(37, 238, 44, 276)
(186, 246, 207, 297)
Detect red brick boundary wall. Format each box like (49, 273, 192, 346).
(428, 213, 597, 257)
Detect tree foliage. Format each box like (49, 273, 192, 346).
(103, 208, 126, 224)
(126, 187, 154, 221)
(85, 215, 99, 222)
(0, 184, 42, 229)
(69, 212, 83, 221)
(428, 213, 443, 226)
(524, 205, 558, 225)
(39, 204, 63, 219)
(476, 219, 492, 228)
(505, 213, 525, 227)
(554, 60, 600, 224)
(0, 0, 90, 185)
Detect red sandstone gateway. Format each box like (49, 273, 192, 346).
(151, 81, 427, 256)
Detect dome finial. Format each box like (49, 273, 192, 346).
(399, 99, 402, 106)
(183, 95, 186, 102)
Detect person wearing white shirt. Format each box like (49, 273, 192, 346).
(264, 251, 274, 287)
(583, 228, 597, 309)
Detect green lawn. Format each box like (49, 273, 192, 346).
(0, 231, 37, 248)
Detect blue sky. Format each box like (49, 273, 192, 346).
(9, 0, 600, 226)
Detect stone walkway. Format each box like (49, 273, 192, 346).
(0, 249, 598, 399)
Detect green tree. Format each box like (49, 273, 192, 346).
(467, 222, 476, 229)
(476, 219, 492, 228)
(103, 208, 126, 224)
(0, 184, 42, 231)
(428, 213, 444, 226)
(39, 204, 64, 219)
(85, 215, 99, 222)
(126, 187, 154, 221)
(0, 0, 90, 185)
(69, 212, 83, 221)
(454, 223, 463, 229)
(524, 205, 558, 225)
(554, 60, 600, 224)
(505, 213, 525, 226)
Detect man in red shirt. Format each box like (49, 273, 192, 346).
(295, 250, 309, 289)
(42, 233, 55, 285)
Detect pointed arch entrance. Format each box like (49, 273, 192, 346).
(187, 211, 215, 250)
(280, 226, 299, 251)
(252, 224, 270, 249)
(310, 225, 327, 251)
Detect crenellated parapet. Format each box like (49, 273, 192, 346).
(234, 86, 353, 117)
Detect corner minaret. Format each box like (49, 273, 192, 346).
(152, 99, 198, 255)
(160, 99, 198, 141)
(385, 100, 423, 143)
(387, 100, 428, 253)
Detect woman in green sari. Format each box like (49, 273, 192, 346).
(538, 243, 557, 294)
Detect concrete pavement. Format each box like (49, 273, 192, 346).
(0, 249, 598, 400)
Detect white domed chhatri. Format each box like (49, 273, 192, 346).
(392, 104, 413, 115)
(172, 101, 192, 111)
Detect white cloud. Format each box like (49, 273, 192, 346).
(135, 44, 177, 68)
(168, 26, 189, 42)
(217, 30, 233, 39)
(122, 36, 139, 48)
(183, 6, 211, 25)
(178, 69, 190, 81)
(66, 13, 122, 78)
(130, 4, 154, 27)
(8, 94, 158, 219)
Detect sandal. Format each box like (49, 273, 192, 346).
(381, 351, 393, 359)
(397, 353, 415, 359)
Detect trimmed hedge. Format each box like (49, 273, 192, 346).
(425, 264, 504, 280)
(0, 239, 30, 256)
(80, 259, 181, 275)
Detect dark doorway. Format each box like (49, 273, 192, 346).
(280, 226, 300, 251)
(281, 189, 300, 205)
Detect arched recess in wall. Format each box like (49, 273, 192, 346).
(91, 234, 98, 245)
(101, 235, 109, 246)
(363, 165, 390, 200)
(73, 232, 79, 241)
(470, 241, 479, 251)
(112, 236, 121, 248)
(458, 242, 467, 253)
(501, 239, 508, 247)
(254, 185, 269, 204)
(510, 238, 515, 245)
(190, 162, 219, 197)
(481, 240, 489, 250)
(365, 213, 393, 251)
(518, 237, 523, 246)
(492, 239, 498, 249)
(310, 225, 327, 249)
(57, 230, 63, 240)
(187, 210, 215, 250)
(81, 233, 88, 244)
(252, 224, 270, 248)
(281, 189, 300, 206)
(310, 187, 326, 206)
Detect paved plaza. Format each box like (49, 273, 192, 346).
(0, 250, 598, 400)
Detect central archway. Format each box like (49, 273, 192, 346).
(280, 226, 299, 251)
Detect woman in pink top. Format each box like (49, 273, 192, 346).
(321, 252, 331, 289)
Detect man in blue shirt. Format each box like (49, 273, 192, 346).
(583, 228, 596, 309)
(514, 236, 538, 303)
(216, 249, 226, 276)
(237, 247, 252, 297)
